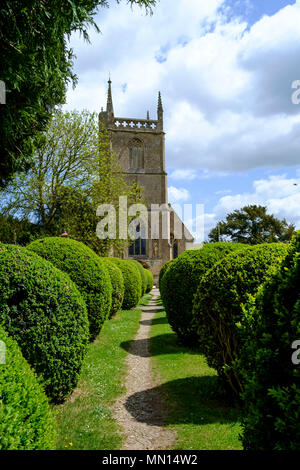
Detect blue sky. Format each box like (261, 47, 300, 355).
(221, 0, 296, 26)
(65, 0, 300, 241)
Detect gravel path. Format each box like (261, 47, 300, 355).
(112, 287, 175, 450)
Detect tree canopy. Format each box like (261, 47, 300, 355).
(208, 205, 295, 244)
(0, 0, 157, 187)
(1, 110, 144, 255)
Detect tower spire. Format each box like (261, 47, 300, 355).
(158, 91, 163, 111)
(106, 77, 114, 116)
(157, 91, 163, 129)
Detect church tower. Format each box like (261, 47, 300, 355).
(99, 80, 168, 207)
(99, 80, 194, 281)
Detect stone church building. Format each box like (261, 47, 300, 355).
(99, 79, 194, 281)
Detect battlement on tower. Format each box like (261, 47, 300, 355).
(99, 79, 163, 133)
(108, 116, 160, 132)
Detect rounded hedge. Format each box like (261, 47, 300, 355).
(159, 259, 174, 292)
(0, 325, 56, 449)
(236, 234, 300, 450)
(101, 258, 124, 317)
(192, 242, 289, 396)
(0, 244, 89, 403)
(145, 269, 153, 293)
(139, 263, 148, 295)
(108, 258, 142, 309)
(27, 237, 112, 340)
(129, 259, 147, 296)
(160, 243, 247, 345)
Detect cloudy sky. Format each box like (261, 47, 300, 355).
(65, 0, 300, 241)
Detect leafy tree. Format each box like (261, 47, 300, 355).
(1, 110, 145, 255)
(0, 0, 156, 187)
(0, 213, 46, 246)
(209, 205, 295, 244)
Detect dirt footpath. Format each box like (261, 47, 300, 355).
(112, 288, 175, 450)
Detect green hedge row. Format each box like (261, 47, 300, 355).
(0, 235, 152, 449)
(0, 244, 89, 403)
(159, 240, 299, 450)
(101, 258, 124, 317)
(236, 233, 300, 450)
(0, 326, 56, 450)
(108, 258, 142, 309)
(145, 269, 153, 293)
(160, 242, 247, 345)
(129, 259, 147, 295)
(27, 237, 112, 341)
(159, 259, 174, 292)
(192, 242, 289, 396)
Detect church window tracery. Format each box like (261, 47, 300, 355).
(129, 223, 146, 256)
(129, 139, 144, 169)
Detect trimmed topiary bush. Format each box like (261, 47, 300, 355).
(0, 326, 56, 449)
(159, 259, 174, 292)
(127, 259, 147, 297)
(0, 244, 89, 403)
(101, 258, 124, 317)
(109, 258, 142, 309)
(145, 269, 153, 293)
(192, 242, 289, 397)
(236, 233, 300, 450)
(27, 237, 112, 340)
(129, 259, 147, 296)
(160, 243, 247, 345)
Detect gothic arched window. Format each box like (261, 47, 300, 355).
(129, 223, 147, 256)
(129, 138, 144, 169)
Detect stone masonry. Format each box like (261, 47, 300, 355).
(99, 79, 194, 282)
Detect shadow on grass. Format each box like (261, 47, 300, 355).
(121, 323, 202, 357)
(120, 333, 201, 358)
(139, 316, 169, 326)
(124, 375, 240, 427)
(138, 306, 165, 312)
(123, 307, 241, 438)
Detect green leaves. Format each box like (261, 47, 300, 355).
(27, 237, 112, 340)
(0, 244, 89, 403)
(109, 258, 142, 309)
(2, 110, 145, 254)
(235, 234, 300, 449)
(160, 242, 247, 346)
(0, 326, 56, 449)
(193, 243, 289, 397)
(0, 0, 157, 186)
(209, 205, 295, 245)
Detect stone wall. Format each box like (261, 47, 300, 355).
(99, 85, 194, 283)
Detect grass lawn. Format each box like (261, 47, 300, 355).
(55, 294, 151, 450)
(150, 302, 242, 450)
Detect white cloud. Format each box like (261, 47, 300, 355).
(169, 174, 300, 242)
(168, 186, 190, 203)
(214, 174, 300, 227)
(215, 189, 232, 195)
(64, 0, 300, 174)
(188, 174, 300, 242)
(65, 0, 224, 116)
(169, 169, 197, 181)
